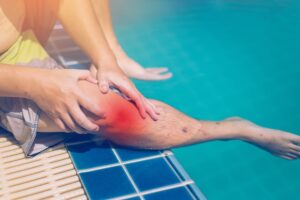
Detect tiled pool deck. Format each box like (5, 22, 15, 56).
(65, 134, 205, 199)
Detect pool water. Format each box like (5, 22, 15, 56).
(111, 0, 300, 199)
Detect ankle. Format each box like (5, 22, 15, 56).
(215, 120, 249, 140)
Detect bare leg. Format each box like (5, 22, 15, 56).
(38, 81, 300, 160)
(89, 0, 172, 80)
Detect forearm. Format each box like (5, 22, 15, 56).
(57, 0, 115, 66)
(91, 0, 119, 47)
(0, 64, 43, 99)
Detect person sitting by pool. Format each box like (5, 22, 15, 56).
(0, 0, 299, 160)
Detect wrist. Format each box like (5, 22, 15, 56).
(24, 68, 50, 100)
(95, 54, 120, 70)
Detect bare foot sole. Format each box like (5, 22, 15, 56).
(224, 117, 300, 160)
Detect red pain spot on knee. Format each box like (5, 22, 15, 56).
(105, 97, 143, 135)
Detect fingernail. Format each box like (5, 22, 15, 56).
(101, 85, 108, 93)
(152, 116, 158, 121)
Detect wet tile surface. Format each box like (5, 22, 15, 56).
(80, 166, 136, 199)
(126, 158, 181, 191)
(67, 141, 118, 170)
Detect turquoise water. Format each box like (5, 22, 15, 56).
(112, 0, 300, 199)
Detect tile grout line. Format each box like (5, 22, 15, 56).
(111, 180, 195, 200)
(77, 152, 171, 174)
(110, 143, 145, 200)
(162, 156, 197, 200)
(164, 155, 206, 200)
(163, 155, 185, 182)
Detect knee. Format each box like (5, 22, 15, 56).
(78, 80, 151, 142)
(101, 92, 147, 132)
(79, 81, 147, 133)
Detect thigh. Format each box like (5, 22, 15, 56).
(23, 0, 59, 45)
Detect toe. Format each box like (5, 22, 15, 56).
(292, 135, 300, 145)
(291, 144, 300, 152)
(280, 154, 296, 160)
(286, 153, 298, 160)
(282, 156, 294, 160)
(291, 150, 300, 158)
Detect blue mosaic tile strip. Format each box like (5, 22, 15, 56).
(47, 24, 206, 200)
(65, 136, 205, 200)
(80, 166, 136, 199)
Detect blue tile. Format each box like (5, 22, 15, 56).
(80, 166, 136, 199)
(144, 187, 194, 200)
(67, 141, 118, 170)
(114, 145, 162, 161)
(64, 133, 97, 145)
(126, 158, 181, 191)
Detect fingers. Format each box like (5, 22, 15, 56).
(91, 66, 158, 120)
(52, 105, 98, 133)
(96, 69, 110, 93)
(76, 70, 98, 84)
(145, 67, 169, 73)
(99, 78, 110, 93)
(53, 118, 70, 132)
(118, 83, 159, 120)
(61, 113, 85, 134)
(85, 76, 98, 84)
(69, 104, 100, 132)
(143, 98, 159, 121)
(137, 67, 172, 80)
(146, 99, 160, 115)
(77, 92, 104, 117)
(116, 83, 147, 119)
(145, 72, 173, 80)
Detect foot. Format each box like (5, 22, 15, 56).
(115, 51, 172, 81)
(224, 117, 300, 160)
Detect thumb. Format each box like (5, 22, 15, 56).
(96, 68, 110, 94)
(99, 78, 109, 94)
(77, 70, 98, 84)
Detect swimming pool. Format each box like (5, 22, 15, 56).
(111, 0, 300, 199)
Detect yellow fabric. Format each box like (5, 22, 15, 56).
(0, 30, 49, 65)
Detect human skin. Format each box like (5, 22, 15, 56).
(90, 0, 172, 80)
(0, 0, 156, 133)
(57, 0, 157, 120)
(38, 80, 300, 160)
(1, 1, 300, 160)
